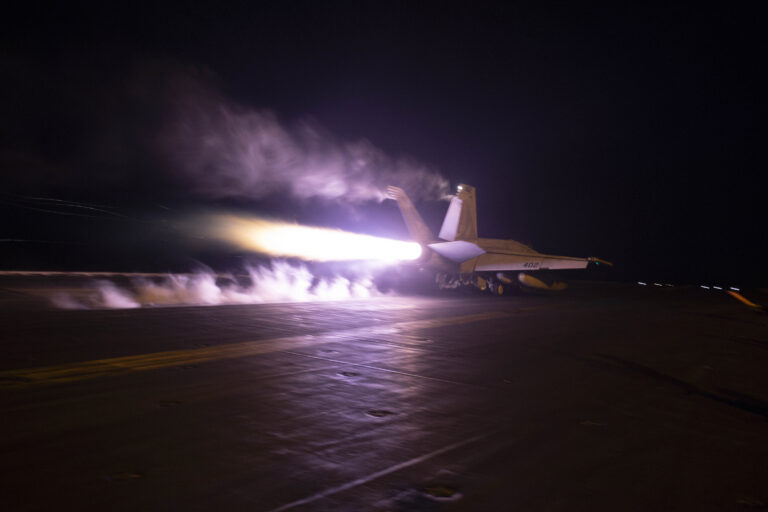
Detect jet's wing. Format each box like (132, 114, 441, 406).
(473, 253, 611, 271)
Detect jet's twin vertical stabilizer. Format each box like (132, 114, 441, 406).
(388, 184, 485, 265)
(389, 183, 478, 244)
(438, 184, 477, 241)
(386, 186, 434, 244)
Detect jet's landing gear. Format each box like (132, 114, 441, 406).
(436, 273, 510, 296)
(483, 273, 520, 296)
(436, 273, 461, 290)
(487, 280, 505, 296)
(436, 273, 489, 293)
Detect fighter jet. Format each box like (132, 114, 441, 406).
(387, 184, 611, 294)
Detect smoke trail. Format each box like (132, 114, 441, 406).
(51, 261, 384, 309)
(1, 63, 449, 206)
(162, 74, 449, 203)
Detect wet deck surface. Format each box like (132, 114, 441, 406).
(2, 283, 767, 511)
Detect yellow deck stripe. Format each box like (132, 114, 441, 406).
(727, 291, 762, 308)
(0, 310, 518, 389)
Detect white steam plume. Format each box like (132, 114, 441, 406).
(162, 77, 449, 203)
(51, 261, 384, 309)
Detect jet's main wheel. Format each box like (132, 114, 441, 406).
(487, 281, 503, 296)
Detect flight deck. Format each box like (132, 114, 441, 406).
(1, 281, 767, 511)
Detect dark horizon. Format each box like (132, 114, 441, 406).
(1, 4, 765, 286)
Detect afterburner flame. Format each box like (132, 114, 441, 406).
(212, 215, 421, 262)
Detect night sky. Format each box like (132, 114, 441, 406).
(1, 3, 765, 285)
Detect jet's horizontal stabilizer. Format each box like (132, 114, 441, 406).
(428, 240, 486, 263)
